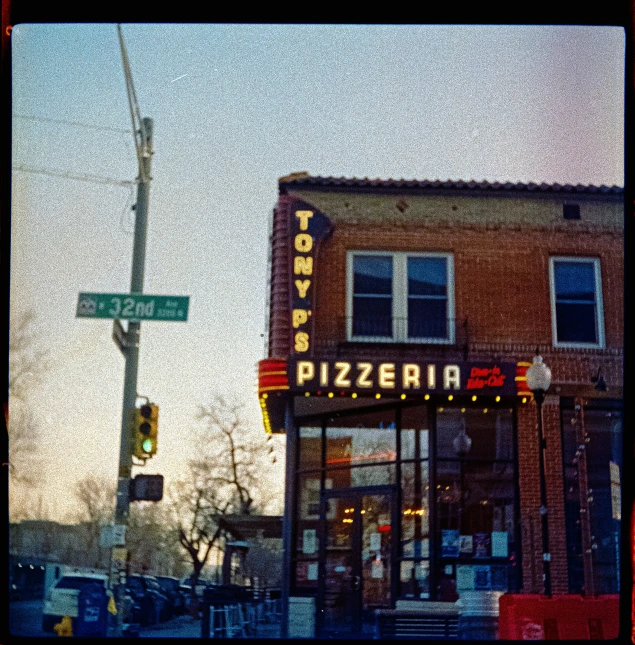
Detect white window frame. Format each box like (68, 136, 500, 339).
(549, 256, 605, 349)
(346, 250, 455, 344)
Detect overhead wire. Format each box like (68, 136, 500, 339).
(11, 164, 136, 187)
(13, 114, 132, 134)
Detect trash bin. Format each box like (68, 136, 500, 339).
(457, 591, 502, 640)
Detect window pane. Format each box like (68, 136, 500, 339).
(353, 255, 393, 294)
(554, 261, 596, 301)
(299, 426, 322, 469)
(436, 408, 514, 460)
(401, 461, 430, 558)
(353, 296, 392, 336)
(408, 257, 447, 296)
(562, 404, 622, 594)
(408, 299, 447, 339)
(326, 420, 396, 467)
(399, 560, 430, 599)
(556, 303, 597, 343)
(401, 404, 429, 460)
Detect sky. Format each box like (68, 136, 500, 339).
(9, 23, 625, 523)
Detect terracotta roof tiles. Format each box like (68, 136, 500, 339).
(279, 174, 623, 195)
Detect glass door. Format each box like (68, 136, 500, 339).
(318, 486, 395, 638)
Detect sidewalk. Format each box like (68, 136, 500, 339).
(139, 614, 282, 639)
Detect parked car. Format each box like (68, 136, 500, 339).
(155, 575, 185, 617)
(125, 574, 169, 626)
(41, 573, 110, 633)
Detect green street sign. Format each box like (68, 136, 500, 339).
(77, 292, 189, 322)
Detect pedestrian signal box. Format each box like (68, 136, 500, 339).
(132, 403, 159, 459)
(129, 474, 164, 502)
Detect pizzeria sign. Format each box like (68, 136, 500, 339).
(286, 359, 517, 397)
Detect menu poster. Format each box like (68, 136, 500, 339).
(456, 565, 475, 590)
(473, 533, 491, 558)
(459, 535, 473, 554)
(474, 565, 492, 590)
(490, 565, 508, 591)
(491, 531, 508, 557)
(442, 529, 460, 558)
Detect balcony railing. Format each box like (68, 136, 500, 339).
(313, 317, 470, 358)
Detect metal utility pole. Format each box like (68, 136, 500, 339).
(110, 24, 153, 636)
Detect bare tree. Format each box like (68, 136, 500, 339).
(168, 395, 280, 592)
(73, 475, 116, 568)
(168, 474, 227, 590)
(8, 310, 50, 480)
(9, 309, 50, 402)
(8, 310, 50, 514)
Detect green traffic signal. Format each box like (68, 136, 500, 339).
(132, 403, 159, 459)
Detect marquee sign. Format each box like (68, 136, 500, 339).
(286, 359, 517, 397)
(288, 201, 332, 355)
(258, 357, 530, 434)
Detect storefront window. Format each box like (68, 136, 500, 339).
(561, 400, 622, 594)
(434, 406, 518, 598)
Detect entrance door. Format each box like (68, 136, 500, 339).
(317, 486, 395, 638)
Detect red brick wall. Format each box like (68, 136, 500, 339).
(312, 221, 623, 355)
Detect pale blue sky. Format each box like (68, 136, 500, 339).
(10, 23, 625, 521)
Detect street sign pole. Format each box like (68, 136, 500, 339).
(111, 115, 153, 636)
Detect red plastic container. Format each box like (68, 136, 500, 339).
(498, 594, 619, 640)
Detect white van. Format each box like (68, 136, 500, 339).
(42, 572, 110, 632)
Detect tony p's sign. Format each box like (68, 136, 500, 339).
(288, 201, 331, 355)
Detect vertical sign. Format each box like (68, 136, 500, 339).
(289, 201, 331, 355)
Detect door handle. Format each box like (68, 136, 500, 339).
(352, 575, 361, 591)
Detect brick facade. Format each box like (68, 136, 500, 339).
(264, 175, 623, 599)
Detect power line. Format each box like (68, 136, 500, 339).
(13, 114, 132, 134)
(12, 164, 137, 187)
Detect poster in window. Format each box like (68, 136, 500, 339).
(490, 565, 508, 591)
(303, 529, 317, 554)
(491, 531, 508, 557)
(474, 565, 492, 590)
(473, 533, 491, 558)
(459, 535, 473, 554)
(442, 529, 460, 557)
(372, 559, 384, 579)
(456, 565, 475, 590)
(307, 563, 319, 581)
(370, 532, 382, 552)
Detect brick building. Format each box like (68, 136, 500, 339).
(257, 174, 623, 639)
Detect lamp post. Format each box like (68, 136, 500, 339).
(525, 349, 552, 596)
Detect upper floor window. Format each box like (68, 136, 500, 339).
(346, 251, 454, 343)
(549, 257, 605, 348)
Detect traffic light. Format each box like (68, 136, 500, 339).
(132, 403, 158, 459)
